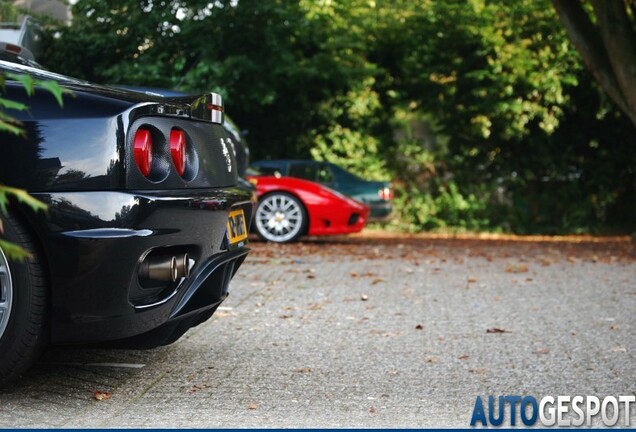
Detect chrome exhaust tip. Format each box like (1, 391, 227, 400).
(175, 253, 190, 278)
(140, 255, 178, 282)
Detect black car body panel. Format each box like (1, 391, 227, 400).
(0, 59, 253, 347)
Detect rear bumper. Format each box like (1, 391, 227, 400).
(368, 201, 393, 222)
(23, 187, 254, 344)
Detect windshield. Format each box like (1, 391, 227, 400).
(329, 163, 363, 182)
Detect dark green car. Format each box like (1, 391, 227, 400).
(250, 160, 393, 221)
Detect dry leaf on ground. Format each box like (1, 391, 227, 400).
(93, 390, 112, 401)
(486, 327, 509, 333)
(505, 263, 529, 273)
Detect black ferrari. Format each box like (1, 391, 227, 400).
(0, 60, 254, 383)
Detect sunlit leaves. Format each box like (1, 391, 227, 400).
(0, 186, 48, 216)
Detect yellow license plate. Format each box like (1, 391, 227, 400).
(227, 208, 248, 245)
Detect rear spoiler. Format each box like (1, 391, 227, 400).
(166, 92, 224, 124)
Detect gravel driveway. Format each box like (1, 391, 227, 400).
(0, 233, 634, 427)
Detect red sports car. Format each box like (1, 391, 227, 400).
(247, 174, 369, 243)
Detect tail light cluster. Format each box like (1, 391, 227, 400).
(169, 129, 187, 176)
(379, 186, 394, 201)
(133, 127, 189, 178)
(133, 129, 153, 177)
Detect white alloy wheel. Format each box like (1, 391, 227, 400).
(255, 193, 306, 243)
(0, 247, 13, 341)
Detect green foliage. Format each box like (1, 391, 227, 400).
(0, 73, 65, 259)
(0, 238, 31, 261)
(0, 185, 48, 216)
(40, 0, 636, 234)
(0, 74, 26, 136)
(392, 181, 493, 233)
(0, 2, 19, 22)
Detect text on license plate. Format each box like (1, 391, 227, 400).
(227, 208, 248, 245)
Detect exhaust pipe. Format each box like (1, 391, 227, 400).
(139, 253, 192, 283)
(175, 253, 190, 278)
(139, 255, 178, 282)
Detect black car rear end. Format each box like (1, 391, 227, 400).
(0, 60, 254, 381)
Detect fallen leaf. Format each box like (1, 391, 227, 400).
(505, 263, 528, 273)
(248, 403, 258, 410)
(610, 325, 619, 330)
(369, 406, 376, 413)
(534, 348, 550, 355)
(293, 367, 312, 373)
(467, 277, 477, 283)
(93, 390, 112, 401)
(536, 255, 553, 266)
(486, 327, 509, 333)
(415, 324, 424, 330)
(279, 314, 293, 319)
(371, 278, 385, 285)
(306, 274, 315, 279)
(350, 271, 359, 278)
(458, 354, 470, 360)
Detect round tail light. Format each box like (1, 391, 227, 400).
(379, 186, 393, 201)
(133, 128, 153, 177)
(170, 129, 187, 176)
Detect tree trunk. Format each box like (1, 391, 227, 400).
(551, 0, 636, 128)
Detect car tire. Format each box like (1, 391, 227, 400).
(0, 212, 48, 385)
(254, 192, 307, 243)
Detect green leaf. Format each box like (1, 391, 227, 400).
(0, 186, 48, 215)
(7, 73, 35, 96)
(37, 80, 67, 107)
(0, 97, 28, 111)
(0, 238, 32, 261)
(0, 118, 25, 136)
